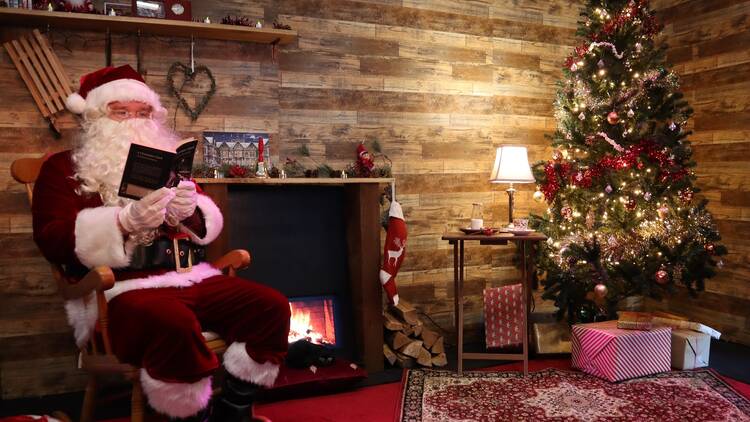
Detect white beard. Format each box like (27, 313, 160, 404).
(72, 117, 178, 206)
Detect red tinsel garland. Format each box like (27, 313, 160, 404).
(540, 139, 688, 201)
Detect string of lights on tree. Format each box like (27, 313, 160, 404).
(529, 0, 727, 323)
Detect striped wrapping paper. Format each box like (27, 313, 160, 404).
(571, 320, 671, 382)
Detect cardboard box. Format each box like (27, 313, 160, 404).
(532, 322, 571, 354)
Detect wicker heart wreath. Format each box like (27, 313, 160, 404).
(166, 62, 216, 121)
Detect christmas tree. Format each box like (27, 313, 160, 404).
(531, 0, 727, 323)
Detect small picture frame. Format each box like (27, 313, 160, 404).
(132, 0, 165, 18)
(104, 2, 132, 16)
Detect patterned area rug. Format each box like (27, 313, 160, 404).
(399, 368, 750, 421)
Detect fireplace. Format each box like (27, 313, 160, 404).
(288, 296, 339, 347)
(199, 179, 385, 371)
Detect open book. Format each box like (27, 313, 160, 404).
(118, 138, 198, 200)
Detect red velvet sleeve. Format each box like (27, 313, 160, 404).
(31, 153, 84, 267)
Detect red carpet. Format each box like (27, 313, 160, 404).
(92, 359, 748, 422)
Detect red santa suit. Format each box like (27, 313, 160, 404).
(33, 66, 289, 419)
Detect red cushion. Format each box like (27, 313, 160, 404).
(260, 359, 367, 401)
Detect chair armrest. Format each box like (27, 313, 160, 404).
(211, 249, 251, 274)
(55, 265, 115, 300)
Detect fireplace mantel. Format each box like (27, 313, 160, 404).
(195, 177, 393, 185)
(197, 178, 389, 373)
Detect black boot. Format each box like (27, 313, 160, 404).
(170, 406, 210, 422)
(209, 373, 259, 422)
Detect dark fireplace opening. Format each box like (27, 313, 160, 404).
(229, 185, 356, 362)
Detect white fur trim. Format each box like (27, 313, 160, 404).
(75, 206, 131, 269)
(140, 368, 212, 418)
(182, 194, 223, 246)
(64, 292, 98, 348)
(66, 92, 87, 114)
(379, 269, 391, 285)
(104, 262, 222, 301)
(84, 79, 162, 114)
(389, 200, 404, 220)
(223, 342, 280, 388)
(392, 294, 399, 306)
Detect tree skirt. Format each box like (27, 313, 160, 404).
(398, 368, 750, 421)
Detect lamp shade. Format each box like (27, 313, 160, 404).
(490, 146, 535, 184)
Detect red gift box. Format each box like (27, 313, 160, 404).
(572, 320, 671, 382)
(483, 283, 524, 349)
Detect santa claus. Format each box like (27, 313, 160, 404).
(32, 65, 289, 422)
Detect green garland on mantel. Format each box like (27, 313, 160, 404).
(166, 62, 216, 121)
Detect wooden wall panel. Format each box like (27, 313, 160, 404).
(650, 0, 750, 345)
(4, 0, 745, 399)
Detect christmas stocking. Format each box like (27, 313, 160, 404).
(380, 201, 406, 305)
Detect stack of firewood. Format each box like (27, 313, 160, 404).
(383, 300, 447, 368)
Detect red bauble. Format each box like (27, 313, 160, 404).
(625, 197, 637, 210)
(655, 269, 669, 285)
(552, 150, 563, 161)
(678, 188, 694, 203)
(705, 243, 715, 254)
(607, 111, 620, 125)
(594, 283, 608, 298)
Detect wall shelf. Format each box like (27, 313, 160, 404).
(0, 9, 297, 44)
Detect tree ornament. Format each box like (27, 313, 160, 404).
(669, 122, 678, 131)
(552, 150, 563, 161)
(561, 206, 573, 221)
(643, 191, 652, 201)
(607, 111, 620, 124)
(655, 268, 669, 285)
(579, 112, 586, 120)
(657, 205, 669, 219)
(705, 243, 715, 254)
(635, 42, 642, 53)
(605, 185, 613, 194)
(627, 109, 634, 118)
(717, 260, 724, 268)
(597, 59, 605, 68)
(594, 283, 608, 298)
(625, 197, 637, 210)
(586, 211, 595, 229)
(533, 190, 545, 203)
(678, 188, 694, 203)
(570, 63, 578, 72)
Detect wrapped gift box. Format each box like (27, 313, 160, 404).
(532, 322, 572, 354)
(572, 320, 671, 382)
(483, 283, 524, 349)
(671, 329, 710, 370)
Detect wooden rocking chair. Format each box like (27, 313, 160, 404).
(11, 155, 250, 422)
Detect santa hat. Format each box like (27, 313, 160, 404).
(65, 65, 165, 116)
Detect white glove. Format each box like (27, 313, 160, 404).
(166, 180, 198, 224)
(117, 187, 174, 234)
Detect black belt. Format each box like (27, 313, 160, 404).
(128, 233, 205, 272)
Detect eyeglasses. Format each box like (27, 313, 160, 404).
(107, 107, 153, 121)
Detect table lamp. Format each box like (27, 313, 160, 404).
(490, 146, 535, 227)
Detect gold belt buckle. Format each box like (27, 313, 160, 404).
(173, 235, 193, 273)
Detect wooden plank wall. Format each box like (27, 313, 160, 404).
(648, 0, 750, 345)
(3, 0, 746, 399)
(0, 0, 581, 398)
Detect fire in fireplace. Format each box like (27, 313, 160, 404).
(288, 296, 338, 346)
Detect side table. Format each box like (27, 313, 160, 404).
(441, 231, 547, 375)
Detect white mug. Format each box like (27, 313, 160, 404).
(470, 218, 483, 230)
